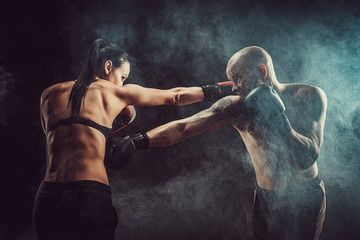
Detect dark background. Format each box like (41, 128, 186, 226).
(1, 0, 360, 239)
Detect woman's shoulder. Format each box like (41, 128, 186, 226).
(41, 80, 75, 100)
(44, 80, 75, 91)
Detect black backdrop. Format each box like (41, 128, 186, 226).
(1, 0, 360, 239)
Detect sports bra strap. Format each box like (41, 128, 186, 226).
(46, 117, 112, 140)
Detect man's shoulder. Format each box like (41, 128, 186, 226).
(283, 84, 327, 117)
(284, 83, 326, 102)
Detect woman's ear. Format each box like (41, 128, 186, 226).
(104, 60, 113, 75)
(258, 64, 268, 79)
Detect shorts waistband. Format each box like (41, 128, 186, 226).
(37, 180, 112, 198)
(255, 176, 322, 198)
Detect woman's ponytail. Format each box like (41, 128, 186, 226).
(68, 39, 128, 117)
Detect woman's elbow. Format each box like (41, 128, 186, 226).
(170, 93, 181, 105)
(167, 88, 194, 106)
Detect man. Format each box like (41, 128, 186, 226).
(113, 46, 327, 240)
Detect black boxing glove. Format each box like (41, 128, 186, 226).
(241, 84, 292, 137)
(201, 81, 234, 102)
(107, 133, 149, 169)
(112, 106, 136, 134)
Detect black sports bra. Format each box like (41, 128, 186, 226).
(46, 117, 113, 164)
(46, 117, 112, 139)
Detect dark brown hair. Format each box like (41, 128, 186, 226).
(68, 39, 129, 116)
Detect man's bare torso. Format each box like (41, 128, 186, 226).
(232, 83, 320, 190)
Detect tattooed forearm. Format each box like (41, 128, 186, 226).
(147, 96, 240, 147)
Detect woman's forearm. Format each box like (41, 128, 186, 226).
(170, 87, 205, 105)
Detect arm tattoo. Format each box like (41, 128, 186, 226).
(189, 96, 238, 125)
(209, 97, 233, 113)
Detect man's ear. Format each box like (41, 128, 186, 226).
(258, 64, 268, 79)
(104, 60, 113, 75)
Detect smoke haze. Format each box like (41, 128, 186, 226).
(1, 0, 359, 239)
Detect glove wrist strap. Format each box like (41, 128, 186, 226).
(201, 84, 221, 102)
(131, 133, 149, 150)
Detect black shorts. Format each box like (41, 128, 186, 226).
(253, 177, 326, 240)
(33, 180, 118, 240)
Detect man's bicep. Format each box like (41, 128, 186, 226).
(182, 108, 227, 136)
(311, 89, 327, 147)
(165, 96, 238, 140)
(297, 87, 327, 146)
(208, 96, 239, 113)
(186, 96, 241, 132)
(147, 96, 240, 147)
(147, 109, 226, 147)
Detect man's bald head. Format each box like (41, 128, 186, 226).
(226, 46, 275, 84)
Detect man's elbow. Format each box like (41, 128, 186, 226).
(164, 121, 189, 146)
(295, 145, 320, 170)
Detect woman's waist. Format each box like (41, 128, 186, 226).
(36, 179, 112, 200)
(45, 158, 109, 185)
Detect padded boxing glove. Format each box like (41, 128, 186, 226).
(201, 81, 234, 102)
(112, 105, 136, 134)
(107, 133, 149, 169)
(242, 84, 292, 137)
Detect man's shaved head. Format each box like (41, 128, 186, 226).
(226, 46, 275, 82)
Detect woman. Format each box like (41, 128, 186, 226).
(33, 39, 226, 239)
